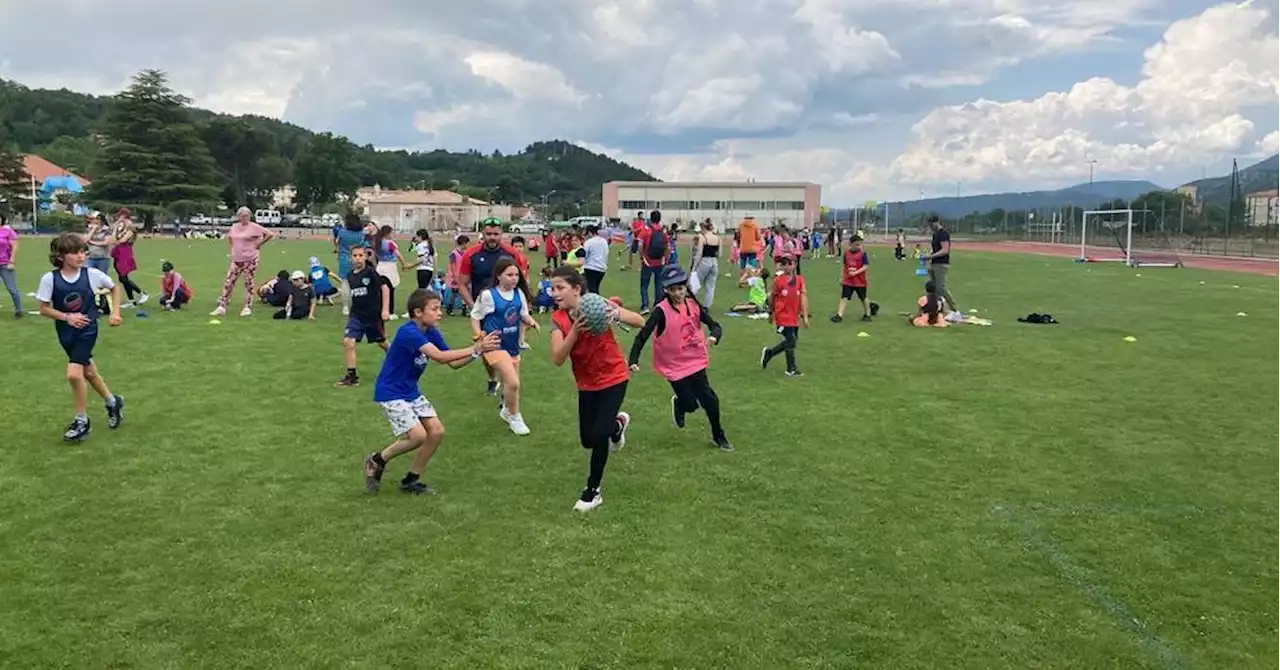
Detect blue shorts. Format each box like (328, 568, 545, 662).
(739, 252, 759, 270)
(59, 329, 98, 366)
(344, 316, 385, 344)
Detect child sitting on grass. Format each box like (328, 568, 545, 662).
(274, 271, 316, 320)
(729, 265, 769, 314)
(909, 280, 949, 328)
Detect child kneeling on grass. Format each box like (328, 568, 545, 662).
(363, 289, 502, 495)
(159, 261, 193, 311)
(548, 265, 646, 512)
(628, 265, 734, 451)
(36, 233, 125, 442)
(909, 280, 949, 328)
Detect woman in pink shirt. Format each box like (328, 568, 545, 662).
(0, 213, 21, 318)
(211, 207, 276, 317)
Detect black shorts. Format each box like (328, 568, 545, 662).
(344, 316, 386, 343)
(59, 329, 98, 366)
(629, 240, 640, 254)
(841, 285, 867, 301)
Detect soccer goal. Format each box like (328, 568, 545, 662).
(1078, 209, 1183, 268)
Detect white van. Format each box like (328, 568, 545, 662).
(254, 209, 282, 225)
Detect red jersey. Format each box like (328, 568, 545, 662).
(551, 308, 630, 391)
(636, 224, 669, 268)
(841, 249, 869, 288)
(770, 274, 806, 327)
(543, 233, 558, 255)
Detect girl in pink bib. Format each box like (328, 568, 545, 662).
(628, 265, 733, 451)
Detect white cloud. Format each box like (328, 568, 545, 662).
(0, 0, 1274, 204)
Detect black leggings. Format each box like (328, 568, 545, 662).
(670, 369, 726, 442)
(766, 326, 799, 372)
(416, 269, 434, 289)
(118, 272, 143, 301)
(577, 381, 628, 491)
(583, 269, 605, 294)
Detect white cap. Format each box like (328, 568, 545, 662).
(290, 270, 306, 280)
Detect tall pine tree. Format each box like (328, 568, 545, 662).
(86, 69, 221, 225)
(0, 148, 30, 218)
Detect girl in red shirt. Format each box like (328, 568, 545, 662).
(761, 256, 809, 377)
(548, 266, 646, 512)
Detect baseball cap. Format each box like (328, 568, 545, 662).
(659, 264, 689, 288)
(290, 270, 306, 280)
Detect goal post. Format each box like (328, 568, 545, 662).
(1080, 209, 1133, 265)
(1079, 209, 1183, 268)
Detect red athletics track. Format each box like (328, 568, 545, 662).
(947, 240, 1278, 277)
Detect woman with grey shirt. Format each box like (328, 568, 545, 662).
(84, 212, 112, 275)
(690, 219, 721, 307)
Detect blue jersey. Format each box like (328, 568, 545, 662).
(535, 279, 554, 307)
(309, 263, 334, 294)
(373, 322, 449, 403)
(44, 268, 105, 339)
(482, 287, 524, 356)
(335, 228, 367, 276)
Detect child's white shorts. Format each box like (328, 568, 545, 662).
(379, 396, 437, 436)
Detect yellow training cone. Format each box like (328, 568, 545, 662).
(857, 331, 870, 338)
(1123, 336, 1136, 342)
(208, 319, 223, 325)
(1236, 312, 1247, 317)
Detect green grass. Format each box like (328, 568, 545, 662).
(0, 237, 1275, 669)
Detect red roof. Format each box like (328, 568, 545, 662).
(22, 155, 90, 186)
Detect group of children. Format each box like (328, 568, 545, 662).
(34, 216, 954, 512)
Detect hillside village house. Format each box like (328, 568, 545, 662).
(365, 189, 511, 233)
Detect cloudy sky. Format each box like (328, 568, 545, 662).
(1, 0, 1277, 203)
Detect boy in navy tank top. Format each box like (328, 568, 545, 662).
(35, 233, 125, 442)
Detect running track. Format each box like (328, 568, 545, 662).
(948, 240, 1277, 277)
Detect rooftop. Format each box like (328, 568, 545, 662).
(1245, 188, 1278, 198)
(366, 189, 489, 206)
(605, 180, 820, 188)
(23, 155, 90, 186)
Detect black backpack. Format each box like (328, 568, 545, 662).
(644, 224, 668, 260)
(1017, 313, 1058, 324)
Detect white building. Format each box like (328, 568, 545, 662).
(602, 181, 822, 231)
(365, 189, 512, 233)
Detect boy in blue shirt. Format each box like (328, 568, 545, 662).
(363, 289, 501, 495)
(35, 233, 125, 442)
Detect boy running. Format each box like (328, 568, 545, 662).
(363, 289, 501, 495)
(35, 233, 125, 441)
(761, 256, 808, 377)
(336, 246, 391, 387)
(832, 232, 871, 322)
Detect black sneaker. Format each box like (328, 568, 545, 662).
(670, 394, 686, 429)
(400, 480, 437, 495)
(860, 315, 873, 322)
(830, 314, 843, 323)
(334, 375, 359, 387)
(485, 380, 500, 396)
(106, 395, 124, 429)
(63, 416, 91, 442)
(363, 453, 385, 493)
(785, 370, 804, 378)
(760, 347, 771, 370)
(714, 437, 735, 452)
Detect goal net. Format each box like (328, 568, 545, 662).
(1078, 209, 1183, 268)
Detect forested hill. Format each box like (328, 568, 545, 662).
(0, 78, 656, 209)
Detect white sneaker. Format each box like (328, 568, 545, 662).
(388, 313, 399, 321)
(508, 414, 531, 436)
(573, 488, 602, 512)
(239, 307, 252, 317)
(609, 412, 630, 453)
(136, 293, 150, 305)
(342, 306, 350, 316)
(519, 341, 531, 351)
(499, 406, 511, 422)
(209, 306, 226, 317)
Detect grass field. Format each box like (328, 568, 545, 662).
(0, 237, 1275, 669)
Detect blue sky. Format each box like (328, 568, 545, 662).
(0, 0, 1275, 204)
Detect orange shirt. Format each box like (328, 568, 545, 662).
(738, 219, 761, 254)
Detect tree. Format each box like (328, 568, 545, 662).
(293, 132, 358, 209)
(0, 148, 29, 217)
(38, 135, 99, 178)
(85, 69, 222, 224)
(199, 117, 274, 207)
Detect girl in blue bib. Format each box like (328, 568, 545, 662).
(469, 258, 540, 436)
